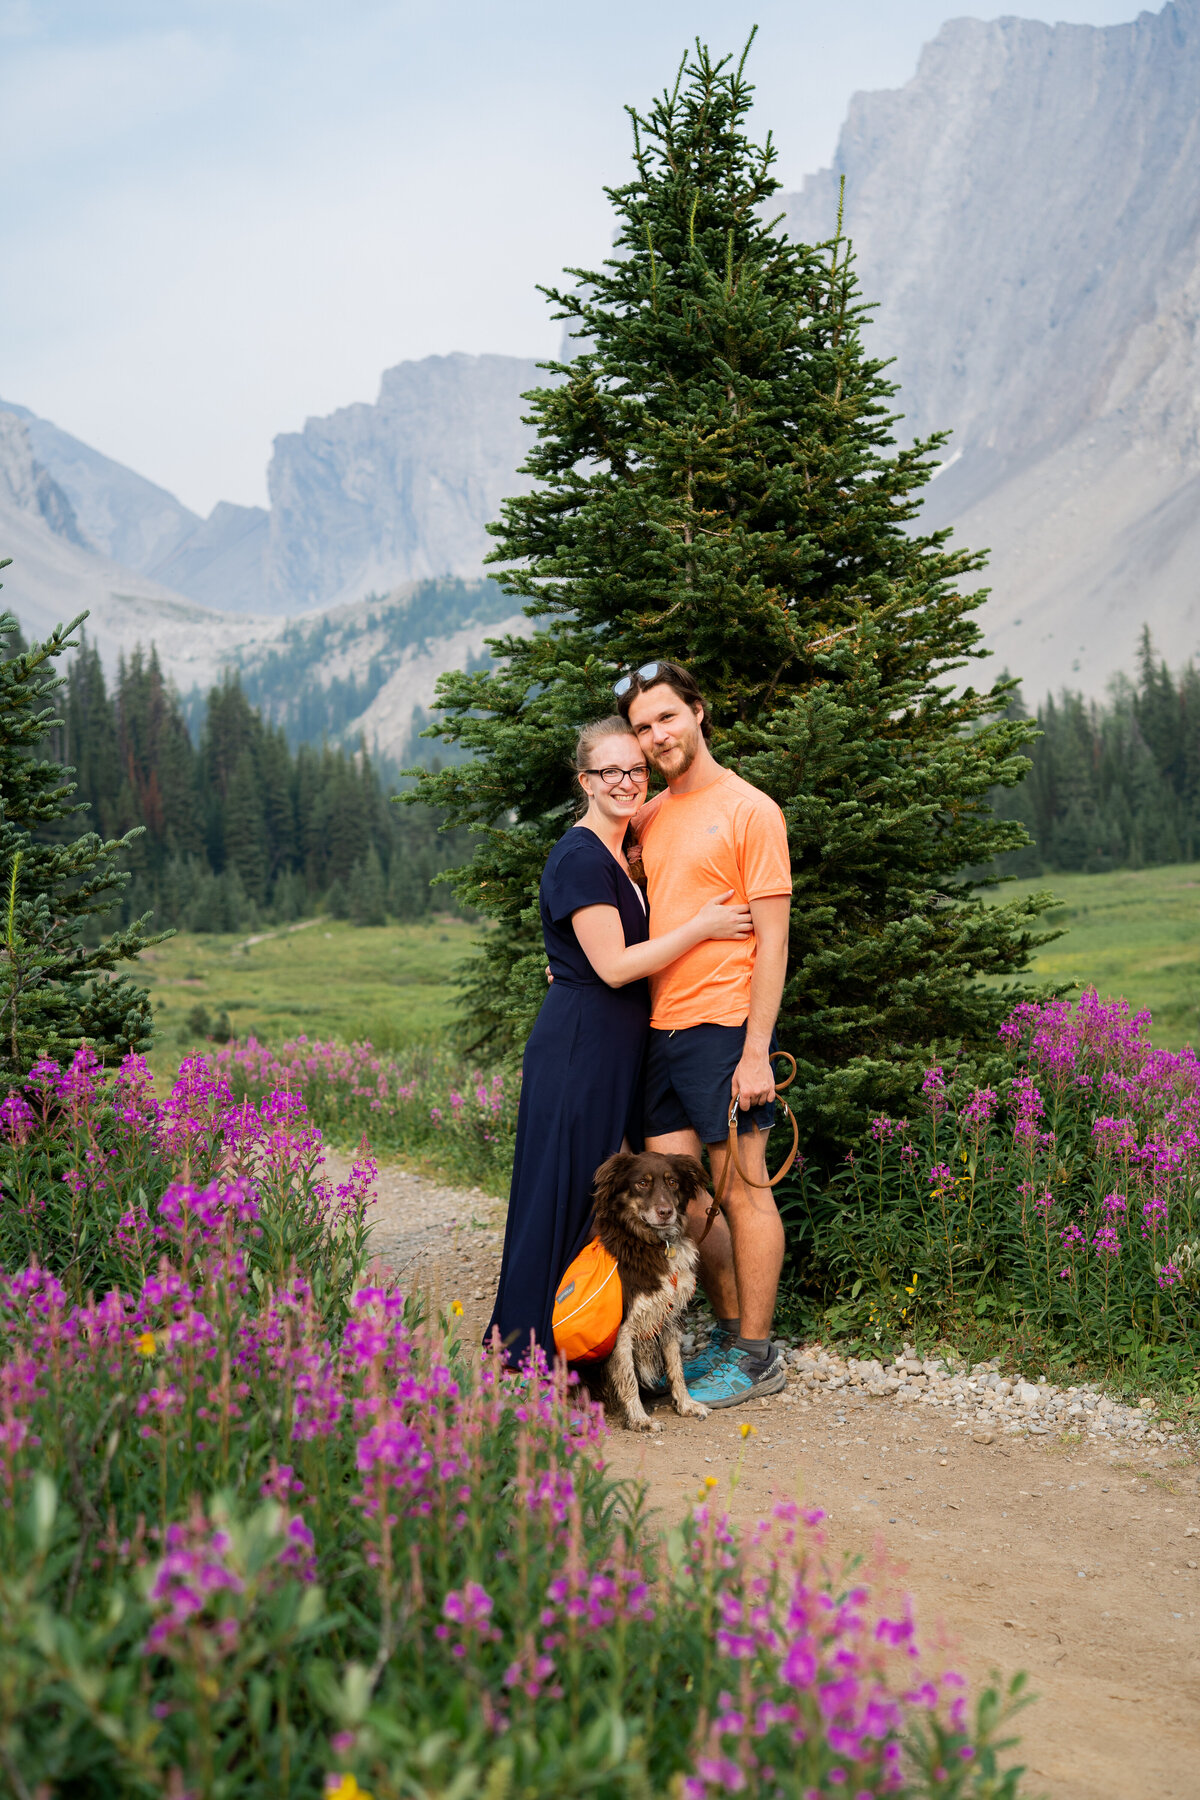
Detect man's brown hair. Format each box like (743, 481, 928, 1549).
(615, 660, 713, 742)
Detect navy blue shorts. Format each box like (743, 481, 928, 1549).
(643, 1022, 777, 1146)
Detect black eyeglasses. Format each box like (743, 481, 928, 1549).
(612, 662, 662, 698)
(581, 764, 651, 788)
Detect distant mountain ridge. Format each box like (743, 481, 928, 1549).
(1, 350, 543, 620)
(782, 0, 1200, 695)
(7, 4, 1200, 707)
(265, 353, 544, 613)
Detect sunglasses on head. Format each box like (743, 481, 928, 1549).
(612, 661, 663, 698)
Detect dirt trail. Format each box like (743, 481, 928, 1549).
(337, 1151, 1200, 1800)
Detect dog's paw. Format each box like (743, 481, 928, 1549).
(625, 1411, 654, 1432)
(675, 1398, 709, 1419)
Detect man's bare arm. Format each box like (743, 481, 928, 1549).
(732, 894, 790, 1109)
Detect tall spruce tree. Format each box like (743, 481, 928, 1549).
(412, 40, 1056, 1139)
(0, 592, 165, 1082)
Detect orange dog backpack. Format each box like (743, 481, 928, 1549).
(551, 1237, 622, 1362)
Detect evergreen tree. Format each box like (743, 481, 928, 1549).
(411, 40, 1053, 1136)
(51, 636, 120, 842)
(223, 748, 269, 907)
(991, 634, 1200, 877)
(0, 594, 164, 1081)
(348, 845, 387, 926)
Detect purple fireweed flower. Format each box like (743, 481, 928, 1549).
(0, 1092, 35, 1144)
(1010, 1075, 1044, 1119)
(960, 1087, 998, 1128)
(921, 1067, 948, 1118)
(145, 1509, 244, 1653)
(1092, 1224, 1122, 1259)
(158, 1178, 261, 1249)
(1092, 1115, 1138, 1156)
(1157, 1260, 1183, 1289)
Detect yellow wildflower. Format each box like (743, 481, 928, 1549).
(739, 1422, 756, 1439)
(135, 1332, 156, 1358)
(325, 1779, 373, 1800)
(450, 1300, 464, 1317)
(705, 1474, 718, 1489)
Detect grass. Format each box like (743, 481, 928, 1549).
(135, 914, 478, 1078)
(999, 861, 1200, 1048)
(129, 860, 1200, 1082)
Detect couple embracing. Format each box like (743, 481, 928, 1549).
(486, 660, 792, 1412)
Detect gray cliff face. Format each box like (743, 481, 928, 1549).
(147, 500, 269, 614)
(783, 0, 1200, 694)
(265, 352, 543, 612)
(2, 353, 544, 617)
(0, 399, 200, 569)
(0, 411, 90, 549)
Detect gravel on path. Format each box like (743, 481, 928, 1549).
(326, 1147, 506, 1322)
(333, 1150, 1200, 1800)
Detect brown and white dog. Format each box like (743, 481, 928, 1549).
(590, 1150, 710, 1432)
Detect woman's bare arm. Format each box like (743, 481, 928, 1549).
(571, 892, 751, 989)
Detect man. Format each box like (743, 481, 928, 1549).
(617, 659, 792, 1408)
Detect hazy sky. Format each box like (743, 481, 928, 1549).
(2, 0, 1146, 515)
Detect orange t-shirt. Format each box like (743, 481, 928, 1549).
(636, 768, 791, 1030)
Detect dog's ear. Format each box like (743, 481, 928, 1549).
(592, 1152, 638, 1211)
(668, 1154, 710, 1202)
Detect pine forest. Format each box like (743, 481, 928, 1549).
(34, 632, 469, 937)
(995, 629, 1200, 876)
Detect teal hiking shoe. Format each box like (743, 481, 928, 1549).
(639, 1324, 737, 1398)
(686, 1344, 787, 1410)
(681, 1323, 739, 1387)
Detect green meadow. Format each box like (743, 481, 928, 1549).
(997, 861, 1200, 1048)
(133, 861, 1200, 1076)
(136, 915, 478, 1077)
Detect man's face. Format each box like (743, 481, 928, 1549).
(626, 684, 704, 780)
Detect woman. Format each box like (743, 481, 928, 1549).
(486, 715, 751, 1366)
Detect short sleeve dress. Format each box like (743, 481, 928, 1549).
(486, 825, 650, 1365)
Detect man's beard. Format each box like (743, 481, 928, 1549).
(650, 727, 699, 779)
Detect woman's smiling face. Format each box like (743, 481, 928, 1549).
(578, 732, 649, 820)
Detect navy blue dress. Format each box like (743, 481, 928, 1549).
(487, 827, 650, 1366)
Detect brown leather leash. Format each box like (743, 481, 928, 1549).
(697, 1051, 799, 1244)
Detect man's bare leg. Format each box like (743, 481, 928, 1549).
(644, 1127, 739, 1320)
(646, 1126, 785, 1335)
(705, 1128, 784, 1341)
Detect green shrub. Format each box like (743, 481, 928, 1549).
(0, 1047, 1032, 1797)
(208, 1034, 518, 1193)
(799, 991, 1200, 1386)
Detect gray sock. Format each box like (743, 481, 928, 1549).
(716, 1316, 740, 1339)
(736, 1335, 770, 1363)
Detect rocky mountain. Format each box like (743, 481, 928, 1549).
(148, 501, 270, 614)
(1, 398, 200, 570)
(10, 4, 1200, 706)
(0, 396, 272, 614)
(782, 0, 1200, 697)
(0, 411, 89, 549)
(263, 352, 543, 612)
(2, 350, 542, 619)
(230, 577, 526, 765)
(0, 442, 521, 765)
